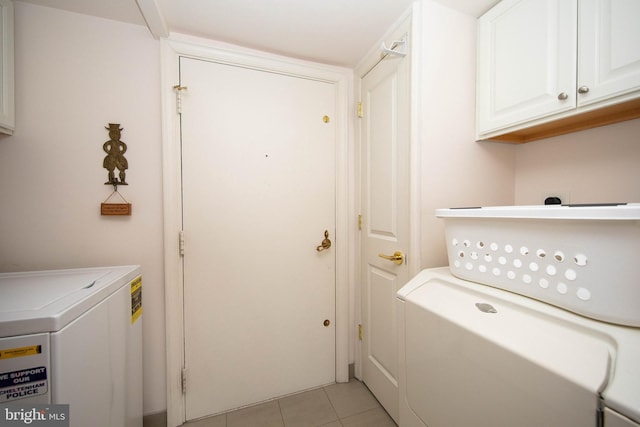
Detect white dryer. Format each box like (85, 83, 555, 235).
(0, 265, 142, 427)
(397, 267, 640, 427)
(398, 204, 640, 427)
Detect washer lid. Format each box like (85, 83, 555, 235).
(0, 265, 140, 336)
(0, 270, 109, 313)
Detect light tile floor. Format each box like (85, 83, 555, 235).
(180, 380, 397, 427)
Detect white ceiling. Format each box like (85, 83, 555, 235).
(18, 0, 499, 67)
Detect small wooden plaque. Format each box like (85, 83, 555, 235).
(101, 203, 132, 216)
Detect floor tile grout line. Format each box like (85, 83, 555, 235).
(277, 397, 285, 427)
(323, 381, 380, 425)
(321, 384, 342, 423)
(325, 383, 343, 425)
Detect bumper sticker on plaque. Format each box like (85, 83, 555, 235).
(0, 367, 48, 402)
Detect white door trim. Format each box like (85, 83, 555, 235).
(161, 35, 353, 427)
(408, 2, 423, 280)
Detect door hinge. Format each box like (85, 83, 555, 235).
(181, 368, 188, 394)
(173, 85, 187, 114)
(179, 230, 185, 256)
(358, 324, 363, 341)
(358, 214, 363, 230)
(357, 102, 363, 118)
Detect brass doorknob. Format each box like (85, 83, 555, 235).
(316, 230, 332, 252)
(378, 251, 404, 265)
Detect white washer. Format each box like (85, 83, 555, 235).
(0, 265, 142, 427)
(397, 267, 640, 427)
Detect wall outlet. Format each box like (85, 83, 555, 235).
(542, 190, 571, 205)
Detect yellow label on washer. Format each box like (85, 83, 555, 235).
(131, 276, 142, 324)
(0, 345, 42, 360)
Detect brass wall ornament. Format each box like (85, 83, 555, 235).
(101, 123, 131, 216)
(103, 123, 128, 187)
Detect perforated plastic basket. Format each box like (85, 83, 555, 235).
(437, 204, 640, 326)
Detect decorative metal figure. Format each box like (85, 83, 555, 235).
(103, 123, 128, 186)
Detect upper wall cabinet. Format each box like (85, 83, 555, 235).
(0, 0, 13, 135)
(476, 0, 640, 143)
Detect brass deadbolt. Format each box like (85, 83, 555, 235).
(323, 115, 330, 123)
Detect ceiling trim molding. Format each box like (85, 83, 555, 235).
(135, 0, 168, 39)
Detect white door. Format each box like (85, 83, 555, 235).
(179, 57, 337, 420)
(359, 37, 411, 423)
(578, 0, 640, 106)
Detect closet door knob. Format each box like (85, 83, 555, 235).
(578, 86, 590, 94)
(378, 251, 404, 265)
(557, 92, 568, 100)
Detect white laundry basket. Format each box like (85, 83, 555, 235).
(437, 204, 640, 326)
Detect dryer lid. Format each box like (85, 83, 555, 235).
(401, 270, 613, 427)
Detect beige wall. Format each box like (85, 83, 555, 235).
(417, 0, 516, 269)
(0, 2, 166, 415)
(515, 119, 640, 205)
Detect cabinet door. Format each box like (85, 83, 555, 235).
(477, 0, 577, 135)
(578, 0, 640, 107)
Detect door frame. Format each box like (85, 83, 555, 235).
(354, 4, 422, 380)
(160, 36, 353, 427)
